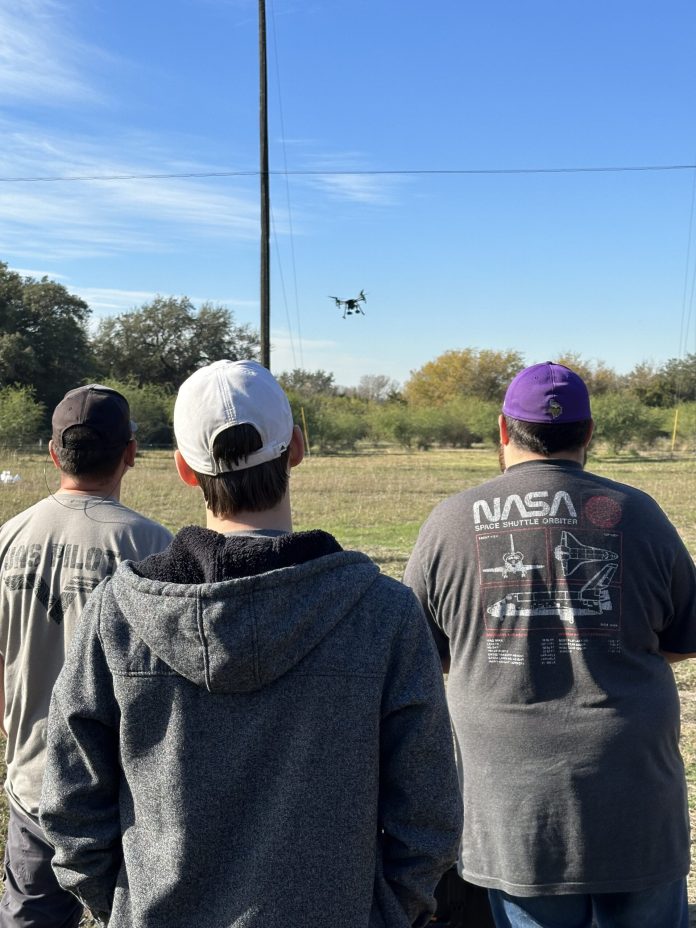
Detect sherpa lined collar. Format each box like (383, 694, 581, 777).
(132, 525, 343, 585)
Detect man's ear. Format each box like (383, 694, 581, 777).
(583, 420, 595, 447)
(174, 449, 200, 487)
(123, 439, 137, 468)
(499, 414, 510, 446)
(288, 425, 305, 469)
(48, 439, 61, 471)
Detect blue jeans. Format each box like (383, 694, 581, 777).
(488, 879, 689, 928)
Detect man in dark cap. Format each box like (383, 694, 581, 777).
(0, 384, 172, 926)
(405, 362, 696, 928)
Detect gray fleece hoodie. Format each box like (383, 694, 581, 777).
(40, 527, 461, 928)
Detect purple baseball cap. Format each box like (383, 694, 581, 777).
(502, 362, 591, 423)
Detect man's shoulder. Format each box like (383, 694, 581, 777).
(0, 495, 55, 538)
(0, 496, 171, 560)
(581, 467, 654, 497)
(572, 468, 668, 524)
(367, 567, 419, 602)
(108, 502, 171, 535)
(304, 547, 420, 619)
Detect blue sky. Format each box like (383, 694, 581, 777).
(2, 0, 696, 387)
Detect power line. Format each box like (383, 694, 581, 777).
(1, 163, 696, 184)
(677, 163, 696, 360)
(269, 0, 304, 368)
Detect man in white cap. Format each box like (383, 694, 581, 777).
(0, 384, 172, 927)
(40, 360, 462, 928)
(405, 362, 696, 928)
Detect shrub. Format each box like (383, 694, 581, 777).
(0, 386, 45, 448)
(288, 393, 368, 452)
(591, 393, 662, 452)
(660, 403, 696, 450)
(103, 379, 174, 445)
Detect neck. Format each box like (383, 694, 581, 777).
(205, 493, 293, 535)
(58, 475, 122, 501)
(504, 446, 585, 470)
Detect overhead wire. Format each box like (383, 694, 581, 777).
(1, 163, 696, 184)
(668, 158, 696, 454)
(677, 164, 696, 360)
(270, 204, 297, 369)
(269, 0, 304, 369)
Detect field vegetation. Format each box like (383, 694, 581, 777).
(6, 263, 696, 460)
(0, 445, 696, 922)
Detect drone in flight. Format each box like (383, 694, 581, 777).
(329, 290, 367, 319)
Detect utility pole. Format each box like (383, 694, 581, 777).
(259, 0, 271, 369)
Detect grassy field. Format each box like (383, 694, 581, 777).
(1, 445, 696, 922)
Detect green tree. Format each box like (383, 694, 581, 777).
(102, 379, 174, 445)
(367, 403, 420, 449)
(354, 374, 400, 403)
(0, 386, 45, 447)
(445, 397, 500, 444)
(554, 352, 620, 395)
(93, 296, 258, 389)
(624, 355, 696, 408)
(0, 263, 94, 411)
(278, 369, 336, 397)
(624, 361, 666, 406)
(657, 354, 696, 405)
(286, 392, 366, 452)
(404, 348, 524, 406)
(659, 402, 696, 450)
(591, 393, 663, 452)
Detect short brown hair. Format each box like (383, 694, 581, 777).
(504, 416, 592, 456)
(54, 426, 128, 478)
(192, 424, 290, 517)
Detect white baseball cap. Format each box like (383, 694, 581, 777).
(174, 359, 294, 474)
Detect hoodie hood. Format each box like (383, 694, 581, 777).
(108, 527, 381, 694)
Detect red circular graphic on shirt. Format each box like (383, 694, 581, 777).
(584, 495, 622, 528)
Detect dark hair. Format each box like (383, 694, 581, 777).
(193, 424, 290, 517)
(54, 426, 128, 478)
(503, 416, 592, 456)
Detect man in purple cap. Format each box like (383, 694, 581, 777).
(405, 361, 696, 928)
(0, 384, 172, 926)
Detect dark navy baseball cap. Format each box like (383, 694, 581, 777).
(502, 362, 591, 423)
(52, 384, 136, 449)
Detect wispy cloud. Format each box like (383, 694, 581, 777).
(0, 2, 393, 270)
(9, 265, 67, 280)
(0, 121, 266, 261)
(0, 0, 100, 104)
(72, 288, 161, 315)
(76, 286, 260, 317)
(283, 145, 404, 205)
(310, 171, 394, 205)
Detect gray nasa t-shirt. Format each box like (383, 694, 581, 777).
(0, 492, 172, 817)
(405, 459, 696, 895)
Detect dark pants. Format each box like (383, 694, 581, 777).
(0, 804, 83, 928)
(434, 868, 496, 927)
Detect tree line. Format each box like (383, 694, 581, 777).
(1, 262, 695, 453)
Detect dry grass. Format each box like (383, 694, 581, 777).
(2, 445, 696, 920)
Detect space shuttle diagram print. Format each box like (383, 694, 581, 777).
(477, 521, 622, 632)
